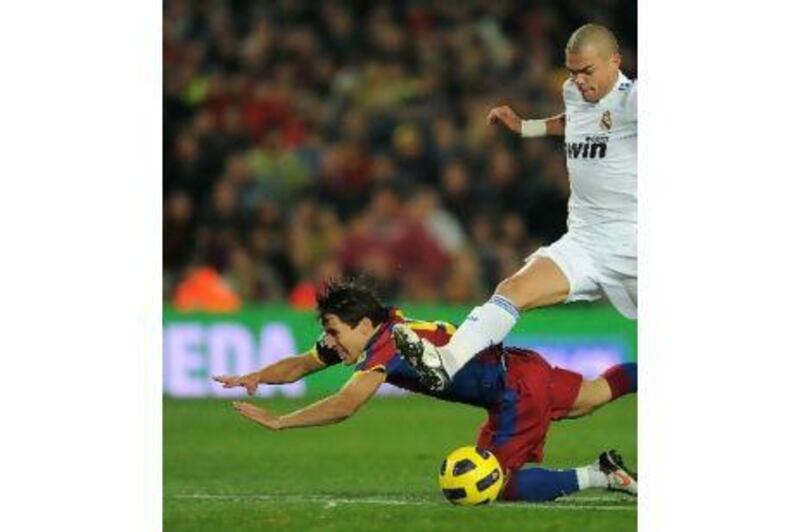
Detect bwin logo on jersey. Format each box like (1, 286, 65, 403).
(565, 136, 608, 159)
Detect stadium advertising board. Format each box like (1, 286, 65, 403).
(163, 305, 636, 398)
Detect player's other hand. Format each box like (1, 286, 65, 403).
(487, 105, 522, 134)
(212, 373, 260, 396)
(233, 401, 281, 431)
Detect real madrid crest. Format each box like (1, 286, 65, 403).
(600, 110, 612, 131)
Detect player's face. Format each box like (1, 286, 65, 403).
(321, 314, 375, 365)
(565, 44, 621, 103)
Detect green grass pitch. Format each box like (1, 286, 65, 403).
(164, 394, 636, 531)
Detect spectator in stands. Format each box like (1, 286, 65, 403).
(163, 0, 636, 307)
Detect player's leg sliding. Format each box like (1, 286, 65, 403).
(500, 450, 637, 502)
(392, 294, 520, 391)
(501, 467, 583, 502)
(395, 258, 572, 392)
(444, 294, 520, 372)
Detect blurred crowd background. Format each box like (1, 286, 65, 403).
(163, 0, 637, 310)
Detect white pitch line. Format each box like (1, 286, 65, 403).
(170, 493, 635, 511)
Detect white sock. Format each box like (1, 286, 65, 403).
(440, 295, 520, 376)
(575, 465, 608, 490)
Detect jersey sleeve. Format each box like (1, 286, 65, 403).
(355, 331, 396, 373)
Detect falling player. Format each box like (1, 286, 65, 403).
(395, 23, 638, 391)
(213, 279, 638, 503)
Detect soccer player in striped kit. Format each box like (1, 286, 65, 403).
(395, 23, 638, 393)
(214, 279, 637, 502)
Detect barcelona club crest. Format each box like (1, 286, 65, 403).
(601, 110, 612, 131)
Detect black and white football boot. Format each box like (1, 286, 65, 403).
(597, 449, 638, 496)
(392, 324, 451, 392)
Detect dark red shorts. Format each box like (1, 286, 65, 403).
(475, 348, 583, 473)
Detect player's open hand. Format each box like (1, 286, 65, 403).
(232, 401, 282, 431)
(212, 373, 260, 396)
(486, 105, 522, 134)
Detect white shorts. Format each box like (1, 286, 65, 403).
(526, 232, 638, 319)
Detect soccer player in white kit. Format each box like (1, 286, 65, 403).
(394, 23, 638, 391)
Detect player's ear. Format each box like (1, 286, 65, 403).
(357, 317, 375, 335)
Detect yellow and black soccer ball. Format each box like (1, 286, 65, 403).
(438, 446, 504, 505)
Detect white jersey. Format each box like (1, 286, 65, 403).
(562, 72, 637, 263)
(525, 71, 638, 318)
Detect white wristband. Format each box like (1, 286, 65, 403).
(521, 119, 547, 138)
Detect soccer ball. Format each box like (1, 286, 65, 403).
(438, 446, 504, 505)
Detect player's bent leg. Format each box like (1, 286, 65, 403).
(445, 257, 569, 375)
(566, 378, 612, 418)
(566, 363, 637, 418)
(495, 256, 571, 311)
(397, 257, 571, 388)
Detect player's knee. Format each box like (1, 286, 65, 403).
(569, 379, 610, 417)
(584, 378, 612, 409)
(495, 277, 515, 299)
(495, 260, 571, 311)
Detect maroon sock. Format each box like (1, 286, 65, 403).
(601, 362, 637, 400)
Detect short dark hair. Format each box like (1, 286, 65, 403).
(316, 277, 391, 327)
(566, 23, 619, 58)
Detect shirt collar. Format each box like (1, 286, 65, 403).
(359, 308, 403, 360)
(597, 71, 629, 105)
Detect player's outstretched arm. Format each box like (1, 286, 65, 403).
(232, 370, 386, 431)
(213, 353, 325, 396)
(486, 105, 565, 137)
